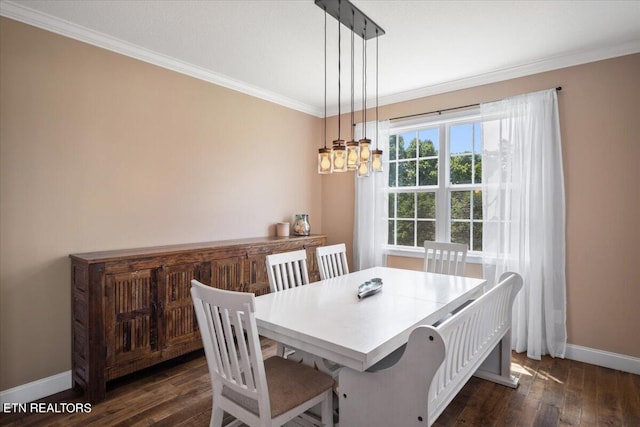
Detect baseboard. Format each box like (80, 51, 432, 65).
(1, 344, 638, 405)
(565, 344, 640, 375)
(0, 371, 71, 405)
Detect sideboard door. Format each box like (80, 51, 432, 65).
(210, 254, 245, 292)
(103, 269, 157, 380)
(158, 263, 203, 354)
(245, 249, 271, 296)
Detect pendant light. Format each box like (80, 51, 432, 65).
(357, 25, 370, 178)
(331, 0, 347, 173)
(315, 0, 384, 177)
(371, 29, 383, 173)
(345, 11, 359, 171)
(317, 7, 332, 174)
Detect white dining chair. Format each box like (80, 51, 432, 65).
(265, 249, 310, 358)
(423, 241, 468, 276)
(190, 280, 334, 427)
(265, 249, 310, 293)
(316, 243, 349, 280)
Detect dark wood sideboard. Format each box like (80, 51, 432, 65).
(70, 235, 326, 403)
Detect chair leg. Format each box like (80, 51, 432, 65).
(210, 401, 223, 427)
(321, 390, 334, 427)
(276, 342, 286, 358)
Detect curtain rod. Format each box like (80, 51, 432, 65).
(389, 86, 562, 122)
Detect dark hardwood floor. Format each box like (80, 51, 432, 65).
(2, 339, 639, 426)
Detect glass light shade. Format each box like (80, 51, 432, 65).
(332, 140, 347, 172)
(371, 149, 383, 172)
(357, 160, 370, 177)
(318, 147, 333, 174)
(346, 140, 360, 170)
(359, 138, 371, 163)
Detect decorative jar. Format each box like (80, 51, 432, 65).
(292, 214, 310, 236)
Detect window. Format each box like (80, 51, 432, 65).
(387, 111, 483, 253)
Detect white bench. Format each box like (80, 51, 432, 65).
(338, 272, 523, 426)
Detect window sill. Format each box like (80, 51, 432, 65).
(384, 246, 483, 264)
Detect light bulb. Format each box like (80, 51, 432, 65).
(321, 156, 331, 169)
(372, 149, 383, 172)
(359, 139, 371, 163)
(318, 148, 333, 174)
(372, 156, 381, 171)
(332, 140, 347, 172)
(357, 161, 369, 177)
(346, 141, 359, 170)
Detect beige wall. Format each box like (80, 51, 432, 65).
(0, 18, 323, 390)
(322, 53, 640, 359)
(2, 16, 639, 392)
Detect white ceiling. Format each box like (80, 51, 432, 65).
(2, 0, 640, 117)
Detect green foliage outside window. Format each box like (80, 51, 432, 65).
(388, 121, 483, 250)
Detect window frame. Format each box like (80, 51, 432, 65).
(385, 109, 483, 261)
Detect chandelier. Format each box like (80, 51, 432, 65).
(315, 0, 385, 176)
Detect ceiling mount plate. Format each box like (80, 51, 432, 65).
(315, 0, 385, 40)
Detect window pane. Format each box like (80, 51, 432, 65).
(388, 220, 395, 245)
(388, 193, 396, 219)
(474, 154, 482, 184)
(450, 154, 473, 184)
(451, 191, 471, 220)
(389, 134, 397, 161)
(472, 221, 483, 252)
(397, 193, 415, 218)
(398, 132, 416, 159)
(389, 162, 397, 187)
(418, 128, 439, 157)
(417, 192, 435, 219)
(473, 190, 482, 220)
(397, 220, 415, 246)
(387, 117, 483, 253)
(418, 159, 438, 186)
(450, 124, 473, 155)
(417, 220, 435, 244)
(451, 222, 470, 248)
(474, 123, 482, 154)
(399, 161, 416, 187)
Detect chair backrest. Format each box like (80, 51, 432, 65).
(423, 241, 468, 276)
(190, 280, 271, 420)
(428, 271, 523, 423)
(265, 249, 309, 292)
(316, 243, 349, 280)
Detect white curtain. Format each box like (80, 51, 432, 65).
(481, 89, 567, 359)
(353, 120, 390, 270)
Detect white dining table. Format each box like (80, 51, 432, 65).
(254, 266, 486, 372)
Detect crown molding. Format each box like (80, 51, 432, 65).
(375, 38, 640, 111)
(3, 0, 639, 119)
(323, 37, 640, 117)
(0, 0, 324, 117)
